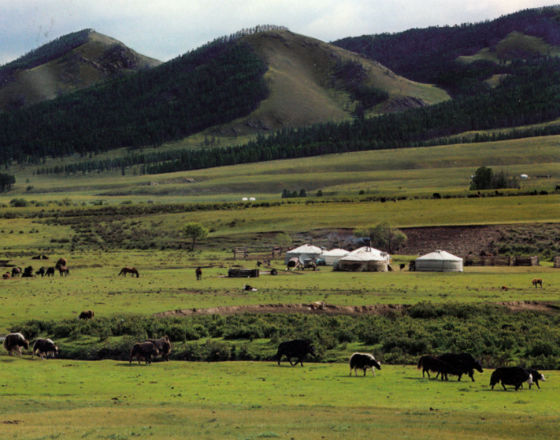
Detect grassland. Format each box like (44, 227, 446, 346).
(1, 360, 558, 440)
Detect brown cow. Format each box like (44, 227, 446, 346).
(146, 336, 172, 361)
(33, 338, 58, 359)
(79, 310, 94, 320)
(532, 278, 543, 288)
(130, 341, 159, 365)
(3, 332, 29, 356)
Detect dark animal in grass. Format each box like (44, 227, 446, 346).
(33, 338, 58, 359)
(349, 352, 381, 376)
(58, 266, 69, 276)
(437, 353, 483, 382)
(417, 355, 454, 380)
(36, 267, 46, 277)
(195, 267, 202, 280)
(490, 367, 533, 391)
(11, 267, 21, 277)
(22, 266, 34, 278)
(130, 341, 159, 365)
(3, 332, 29, 356)
(45, 267, 55, 277)
(55, 257, 67, 269)
(145, 336, 172, 361)
(532, 278, 543, 288)
(79, 310, 94, 320)
(119, 267, 139, 277)
(3, 272, 11, 279)
(275, 339, 315, 367)
(243, 284, 258, 292)
(527, 368, 546, 389)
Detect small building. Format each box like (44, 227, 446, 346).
(335, 247, 390, 272)
(284, 244, 323, 264)
(320, 248, 349, 266)
(415, 250, 463, 272)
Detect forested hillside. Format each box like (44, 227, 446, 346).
(334, 7, 560, 96)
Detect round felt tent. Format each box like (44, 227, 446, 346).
(320, 248, 349, 266)
(415, 250, 463, 272)
(284, 244, 323, 264)
(335, 247, 390, 272)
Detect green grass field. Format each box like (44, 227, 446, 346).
(1, 359, 558, 440)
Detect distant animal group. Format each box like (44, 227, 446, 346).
(2, 257, 70, 279)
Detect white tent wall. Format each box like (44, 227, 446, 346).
(415, 250, 463, 272)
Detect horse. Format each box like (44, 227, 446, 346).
(532, 278, 543, 288)
(119, 267, 139, 277)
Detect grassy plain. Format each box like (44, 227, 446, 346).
(1, 359, 559, 440)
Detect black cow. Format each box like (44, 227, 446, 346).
(146, 336, 172, 361)
(79, 310, 94, 320)
(349, 352, 381, 376)
(130, 341, 159, 365)
(3, 332, 29, 356)
(11, 267, 21, 277)
(33, 338, 58, 359)
(490, 367, 533, 391)
(22, 266, 34, 278)
(417, 355, 454, 380)
(46, 267, 55, 277)
(36, 267, 46, 277)
(437, 353, 483, 381)
(275, 339, 315, 366)
(528, 369, 546, 389)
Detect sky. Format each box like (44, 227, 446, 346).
(1, 0, 558, 65)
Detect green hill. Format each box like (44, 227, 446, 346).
(0, 29, 160, 112)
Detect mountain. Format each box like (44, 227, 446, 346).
(0, 29, 160, 111)
(0, 26, 449, 164)
(333, 6, 560, 96)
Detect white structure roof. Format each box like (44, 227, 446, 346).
(287, 244, 323, 254)
(416, 250, 462, 261)
(321, 248, 349, 257)
(340, 246, 389, 262)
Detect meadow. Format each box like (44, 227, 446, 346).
(1, 360, 558, 440)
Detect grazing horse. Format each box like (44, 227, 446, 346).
(532, 278, 543, 288)
(119, 267, 139, 277)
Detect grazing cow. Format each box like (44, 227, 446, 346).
(490, 367, 533, 391)
(417, 355, 454, 380)
(46, 267, 55, 277)
(79, 310, 94, 320)
(55, 257, 67, 269)
(33, 338, 58, 359)
(119, 267, 139, 277)
(437, 353, 483, 382)
(528, 368, 546, 389)
(349, 352, 381, 376)
(146, 336, 172, 361)
(130, 341, 159, 365)
(58, 266, 69, 276)
(11, 267, 21, 277)
(3, 332, 29, 356)
(22, 266, 34, 278)
(532, 278, 543, 288)
(36, 267, 46, 277)
(275, 339, 315, 366)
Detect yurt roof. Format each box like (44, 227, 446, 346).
(340, 247, 388, 261)
(321, 248, 349, 257)
(416, 250, 462, 261)
(287, 244, 323, 254)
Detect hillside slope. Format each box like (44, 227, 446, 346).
(0, 29, 160, 111)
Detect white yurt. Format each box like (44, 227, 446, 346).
(284, 244, 323, 264)
(335, 247, 390, 272)
(320, 248, 349, 266)
(415, 250, 463, 272)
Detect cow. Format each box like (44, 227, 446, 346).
(349, 352, 381, 376)
(3, 272, 10, 279)
(532, 278, 543, 288)
(528, 368, 546, 389)
(146, 336, 172, 361)
(79, 310, 94, 320)
(437, 353, 483, 381)
(36, 267, 46, 277)
(46, 267, 55, 277)
(275, 339, 315, 366)
(33, 338, 58, 359)
(490, 367, 533, 391)
(3, 332, 29, 356)
(22, 266, 34, 278)
(11, 267, 21, 277)
(130, 341, 159, 365)
(417, 355, 454, 380)
(58, 266, 70, 276)
(195, 267, 202, 280)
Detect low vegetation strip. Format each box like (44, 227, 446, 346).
(12, 302, 560, 368)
